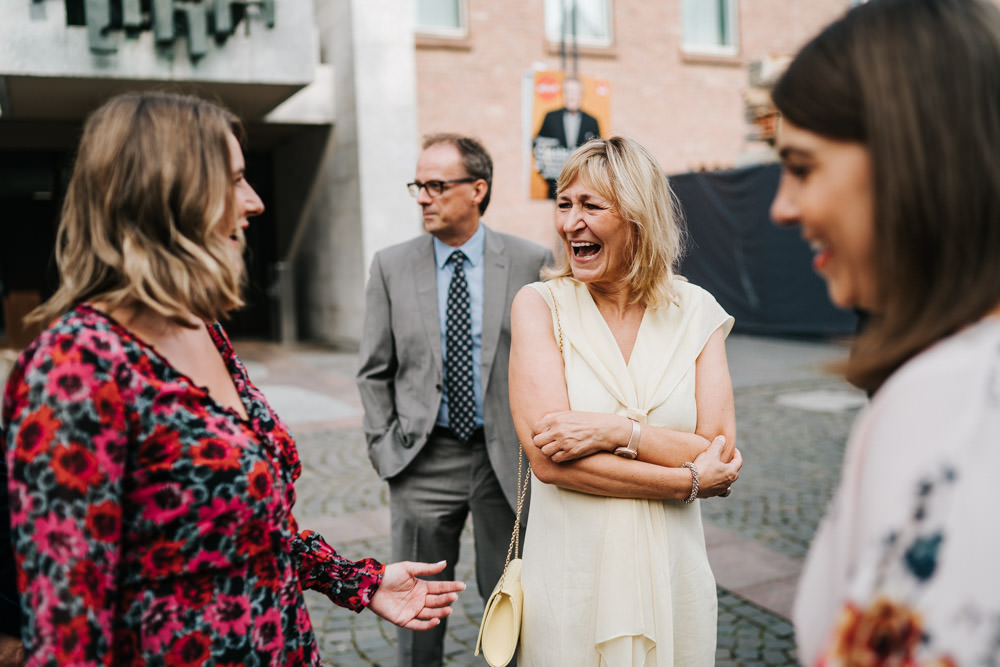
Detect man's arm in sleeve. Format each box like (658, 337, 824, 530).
(356, 253, 403, 464)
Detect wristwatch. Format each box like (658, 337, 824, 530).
(613, 418, 640, 459)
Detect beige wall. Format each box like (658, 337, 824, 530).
(413, 0, 849, 249)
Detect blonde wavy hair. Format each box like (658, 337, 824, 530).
(543, 136, 686, 308)
(28, 91, 246, 328)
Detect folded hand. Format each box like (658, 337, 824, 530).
(693, 436, 742, 498)
(531, 410, 625, 462)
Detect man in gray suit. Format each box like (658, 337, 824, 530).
(357, 133, 551, 666)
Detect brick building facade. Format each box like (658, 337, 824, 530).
(412, 0, 850, 248)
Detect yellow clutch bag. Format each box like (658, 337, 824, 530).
(475, 557, 524, 666)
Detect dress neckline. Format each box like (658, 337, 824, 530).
(576, 282, 648, 369)
(77, 303, 255, 425)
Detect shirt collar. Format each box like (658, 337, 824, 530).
(433, 223, 485, 269)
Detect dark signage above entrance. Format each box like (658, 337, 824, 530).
(49, 0, 276, 59)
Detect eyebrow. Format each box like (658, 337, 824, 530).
(778, 146, 812, 160)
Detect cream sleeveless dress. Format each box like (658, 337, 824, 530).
(518, 277, 733, 667)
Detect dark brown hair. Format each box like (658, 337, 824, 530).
(772, 0, 1000, 393)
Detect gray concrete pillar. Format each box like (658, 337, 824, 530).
(298, 0, 419, 348)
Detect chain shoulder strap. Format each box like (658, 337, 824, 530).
(501, 450, 531, 571)
(546, 282, 563, 354)
(498, 282, 564, 585)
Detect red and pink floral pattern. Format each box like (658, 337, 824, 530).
(2, 305, 385, 665)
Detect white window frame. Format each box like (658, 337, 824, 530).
(682, 0, 739, 57)
(544, 0, 614, 49)
(414, 0, 468, 39)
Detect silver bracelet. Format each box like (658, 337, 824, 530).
(613, 417, 640, 459)
(682, 462, 699, 503)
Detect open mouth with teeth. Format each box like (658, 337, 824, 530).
(571, 241, 602, 258)
(809, 240, 831, 270)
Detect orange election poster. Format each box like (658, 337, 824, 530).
(530, 71, 611, 200)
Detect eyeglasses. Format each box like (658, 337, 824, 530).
(406, 178, 477, 198)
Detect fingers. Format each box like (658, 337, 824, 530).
(719, 434, 737, 462)
(530, 411, 560, 437)
(423, 580, 466, 595)
(416, 597, 458, 614)
(729, 447, 743, 471)
(727, 448, 743, 483)
(400, 560, 448, 577)
(402, 617, 444, 631)
(402, 599, 457, 631)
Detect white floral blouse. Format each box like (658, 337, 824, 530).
(794, 316, 1000, 666)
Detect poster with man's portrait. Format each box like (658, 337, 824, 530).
(529, 71, 611, 200)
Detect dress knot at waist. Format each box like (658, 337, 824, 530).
(623, 407, 649, 423)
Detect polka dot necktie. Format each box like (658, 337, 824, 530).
(445, 250, 476, 442)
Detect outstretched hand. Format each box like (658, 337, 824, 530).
(368, 560, 465, 631)
(694, 435, 742, 498)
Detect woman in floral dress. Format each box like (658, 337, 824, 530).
(770, 0, 1000, 664)
(1, 91, 463, 666)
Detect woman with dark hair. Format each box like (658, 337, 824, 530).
(771, 0, 1000, 663)
(1, 91, 464, 665)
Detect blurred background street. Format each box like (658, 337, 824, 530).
(231, 333, 865, 667)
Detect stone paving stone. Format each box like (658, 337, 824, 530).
(700, 376, 858, 559)
(284, 355, 854, 665)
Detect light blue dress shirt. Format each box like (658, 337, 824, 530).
(433, 224, 485, 430)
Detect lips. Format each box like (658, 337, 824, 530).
(809, 240, 831, 271)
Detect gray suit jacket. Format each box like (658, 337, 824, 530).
(357, 224, 552, 509)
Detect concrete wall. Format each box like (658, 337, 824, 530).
(0, 0, 314, 88)
(297, 0, 420, 347)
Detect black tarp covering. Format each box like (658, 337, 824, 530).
(670, 162, 858, 337)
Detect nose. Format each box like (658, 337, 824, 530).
(240, 182, 265, 221)
(770, 175, 798, 227)
(416, 186, 433, 206)
(558, 203, 586, 234)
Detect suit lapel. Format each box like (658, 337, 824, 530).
(481, 226, 508, 394)
(414, 237, 442, 372)
(557, 110, 570, 147)
(572, 115, 583, 147)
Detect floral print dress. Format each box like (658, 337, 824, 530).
(1, 305, 385, 666)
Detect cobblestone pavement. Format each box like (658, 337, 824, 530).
(236, 335, 865, 666)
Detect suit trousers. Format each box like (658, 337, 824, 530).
(389, 427, 517, 667)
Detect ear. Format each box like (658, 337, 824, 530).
(471, 179, 488, 206)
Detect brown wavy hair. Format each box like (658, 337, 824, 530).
(543, 136, 686, 308)
(772, 0, 1000, 393)
(28, 91, 246, 328)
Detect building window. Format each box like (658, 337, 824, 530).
(682, 0, 738, 56)
(415, 0, 467, 38)
(545, 0, 613, 48)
